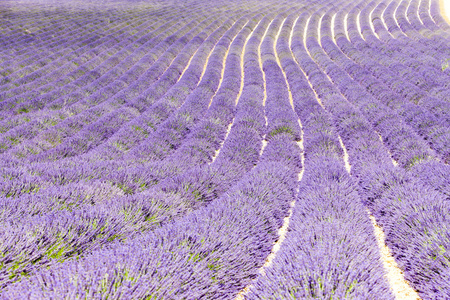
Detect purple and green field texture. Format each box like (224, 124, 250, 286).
(1, 0, 449, 298)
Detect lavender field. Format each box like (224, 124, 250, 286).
(0, 0, 449, 298)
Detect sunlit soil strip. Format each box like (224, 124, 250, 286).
(257, 19, 273, 157)
(382, 2, 396, 37)
(344, 13, 351, 40)
(291, 15, 306, 182)
(235, 200, 296, 300)
(176, 47, 200, 83)
(318, 14, 324, 46)
(237, 20, 262, 105)
(405, 0, 413, 23)
(260, 119, 268, 156)
(235, 17, 303, 299)
(209, 121, 232, 164)
(368, 211, 422, 300)
(338, 135, 352, 173)
(274, 18, 294, 109)
(301, 15, 326, 110)
(259, 199, 296, 273)
(377, 132, 399, 166)
(199, 22, 231, 85)
(259, 20, 272, 107)
(208, 20, 247, 108)
(393, 0, 403, 30)
(297, 120, 305, 182)
(356, 10, 364, 39)
(331, 13, 337, 43)
(209, 20, 260, 163)
(369, 6, 381, 39)
(339, 127, 419, 300)
(440, 0, 450, 23)
(417, 0, 425, 25)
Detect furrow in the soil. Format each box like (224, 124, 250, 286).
(274, 18, 295, 109)
(290, 15, 306, 182)
(257, 18, 273, 157)
(235, 14, 303, 299)
(344, 12, 351, 40)
(331, 12, 337, 43)
(209, 18, 261, 163)
(368, 210, 422, 300)
(393, 0, 403, 29)
(377, 132, 399, 166)
(381, 2, 396, 37)
(417, 0, 425, 25)
(356, 9, 364, 39)
(318, 14, 324, 46)
(208, 20, 248, 108)
(176, 46, 200, 83)
(339, 125, 420, 300)
(369, 5, 381, 39)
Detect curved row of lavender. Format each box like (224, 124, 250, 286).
(0, 0, 449, 298)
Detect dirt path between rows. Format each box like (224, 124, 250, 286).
(440, 0, 450, 24)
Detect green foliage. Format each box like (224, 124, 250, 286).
(442, 58, 450, 71)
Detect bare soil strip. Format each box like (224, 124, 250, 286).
(382, 2, 396, 38)
(368, 210, 422, 300)
(274, 18, 295, 109)
(393, 0, 404, 31)
(369, 5, 381, 39)
(209, 121, 232, 164)
(208, 20, 247, 108)
(356, 10, 364, 39)
(177, 47, 200, 83)
(440, 0, 450, 23)
(344, 12, 351, 40)
(290, 15, 306, 182)
(209, 20, 260, 163)
(235, 17, 304, 299)
(296, 9, 421, 298)
(340, 129, 420, 300)
(257, 19, 272, 157)
(331, 13, 337, 43)
(338, 135, 352, 173)
(377, 132, 399, 166)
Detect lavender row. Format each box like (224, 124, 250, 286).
(0, 12, 187, 126)
(260, 14, 302, 142)
(246, 11, 392, 298)
(0, 15, 256, 283)
(0, 13, 245, 196)
(81, 16, 240, 164)
(292, 10, 450, 297)
(0, 9, 145, 87)
(1, 30, 301, 295)
(306, 9, 439, 170)
(0, 13, 211, 164)
(104, 14, 267, 188)
(0, 7, 173, 98)
(1, 135, 300, 298)
(320, 5, 450, 162)
(0, 9, 202, 118)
